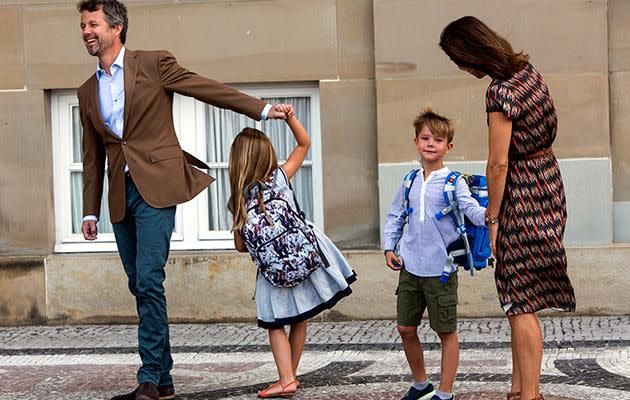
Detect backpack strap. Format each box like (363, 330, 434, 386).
(397, 168, 420, 224)
(284, 171, 330, 268)
(434, 171, 464, 229)
(434, 171, 475, 282)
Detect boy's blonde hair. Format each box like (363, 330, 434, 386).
(413, 107, 455, 143)
(227, 128, 278, 231)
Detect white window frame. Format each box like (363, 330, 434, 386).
(51, 84, 323, 252)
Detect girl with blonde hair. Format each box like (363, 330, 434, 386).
(228, 105, 356, 398)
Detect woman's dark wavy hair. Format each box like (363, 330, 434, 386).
(439, 16, 529, 81)
(76, 0, 128, 44)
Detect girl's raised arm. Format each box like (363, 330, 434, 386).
(279, 105, 311, 181)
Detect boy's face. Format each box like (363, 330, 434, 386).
(414, 126, 453, 163)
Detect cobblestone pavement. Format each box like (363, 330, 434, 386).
(0, 316, 628, 399)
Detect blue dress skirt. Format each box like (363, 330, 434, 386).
(253, 169, 357, 329)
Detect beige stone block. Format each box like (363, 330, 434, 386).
(46, 254, 135, 322)
(0, 258, 46, 325)
(610, 72, 630, 201)
(0, 91, 54, 253)
(337, 0, 375, 79)
(377, 73, 609, 163)
(0, 7, 25, 89)
(374, 0, 607, 80)
(377, 77, 493, 163)
(25, 1, 339, 88)
(320, 80, 379, 248)
(546, 73, 610, 159)
(43, 245, 630, 324)
(128, 0, 338, 83)
(609, 0, 630, 72)
(24, 4, 95, 89)
(45, 252, 260, 323)
(309, 246, 630, 320)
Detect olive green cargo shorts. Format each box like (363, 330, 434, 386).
(396, 268, 458, 333)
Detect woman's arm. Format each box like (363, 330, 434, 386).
(279, 106, 311, 181)
(486, 111, 512, 253)
(233, 230, 248, 252)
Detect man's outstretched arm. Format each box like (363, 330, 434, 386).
(158, 51, 286, 121)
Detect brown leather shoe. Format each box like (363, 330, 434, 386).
(136, 382, 159, 400)
(110, 383, 175, 400)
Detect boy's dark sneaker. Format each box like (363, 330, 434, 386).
(400, 382, 436, 400)
(430, 395, 453, 400)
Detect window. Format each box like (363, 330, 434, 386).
(52, 85, 323, 252)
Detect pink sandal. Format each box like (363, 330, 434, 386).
(257, 380, 298, 398)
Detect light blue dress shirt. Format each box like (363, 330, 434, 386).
(97, 47, 126, 139)
(383, 166, 486, 277)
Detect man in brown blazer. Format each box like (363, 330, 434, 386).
(77, 1, 288, 399)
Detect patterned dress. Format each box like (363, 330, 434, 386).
(486, 62, 576, 316)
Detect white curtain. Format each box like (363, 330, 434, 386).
(70, 173, 113, 234)
(70, 107, 113, 234)
(205, 96, 314, 231)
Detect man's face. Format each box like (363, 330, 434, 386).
(80, 7, 121, 57)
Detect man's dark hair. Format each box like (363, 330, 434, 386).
(77, 0, 128, 44)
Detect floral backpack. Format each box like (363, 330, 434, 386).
(241, 170, 329, 288)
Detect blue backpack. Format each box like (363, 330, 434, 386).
(400, 170, 494, 283)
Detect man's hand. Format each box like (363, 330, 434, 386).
(267, 104, 295, 120)
(385, 251, 403, 271)
(82, 220, 98, 241)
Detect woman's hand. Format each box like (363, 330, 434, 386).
(488, 222, 499, 256)
(384, 251, 402, 271)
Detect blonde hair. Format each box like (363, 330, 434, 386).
(227, 128, 278, 231)
(413, 107, 455, 143)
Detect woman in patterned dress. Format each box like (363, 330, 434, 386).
(439, 16, 576, 400)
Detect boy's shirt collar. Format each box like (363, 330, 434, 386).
(420, 166, 449, 180)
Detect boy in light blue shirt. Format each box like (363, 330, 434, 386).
(383, 108, 486, 400)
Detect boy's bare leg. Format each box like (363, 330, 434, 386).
(508, 313, 542, 399)
(289, 321, 307, 378)
(437, 331, 459, 393)
(398, 325, 428, 382)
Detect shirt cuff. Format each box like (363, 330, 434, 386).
(383, 239, 398, 252)
(260, 103, 273, 120)
(82, 215, 98, 222)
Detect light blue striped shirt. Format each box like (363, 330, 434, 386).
(383, 167, 486, 277)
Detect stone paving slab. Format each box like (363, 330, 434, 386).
(0, 316, 628, 399)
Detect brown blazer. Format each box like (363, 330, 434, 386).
(78, 49, 266, 224)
